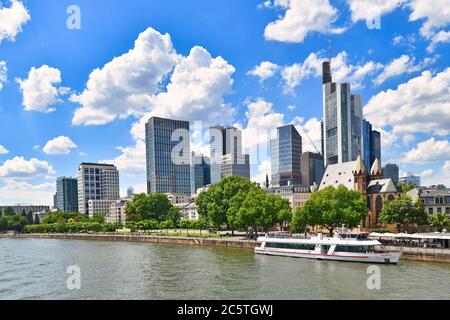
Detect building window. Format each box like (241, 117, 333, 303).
(437, 207, 442, 214)
(446, 207, 450, 215)
(435, 197, 444, 204)
(428, 208, 433, 215)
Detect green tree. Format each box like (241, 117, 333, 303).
(430, 212, 450, 232)
(27, 211, 34, 224)
(236, 188, 267, 233)
(34, 214, 40, 225)
(91, 214, 105, 224)
(379, 195, 428, 233)
(399, 182, 416, 194)
(2, 207, 15, 216)
(297, 185, 368, 236)
(125, 193, 175, 222)
(292, 206, 312, 237)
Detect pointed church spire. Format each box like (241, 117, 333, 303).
(353, 153, 367, 175)
(370, 158, 382, 176)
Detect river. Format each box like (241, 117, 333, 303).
(1, 238, 449, 300)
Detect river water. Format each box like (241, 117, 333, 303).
(1, 238, 449, 300)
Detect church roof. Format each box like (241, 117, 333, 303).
(319, 161, 356, 191)
(367, 179, 397, 193)
(370, 158, 382, 176)
(353, 154, 366, 175)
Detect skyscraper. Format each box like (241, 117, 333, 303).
(362, 120, 381, 168)
(56, 177, 78, 213)
(271, 125, 302, 186)
(145, 117, 191, 195)
(209, 125, 248, 183)
(126, 186, 135, 197)
(321, 61, 363, 167)
(301, 152, 324, 186)
(191, 152, 211, 195)
(383, 163, 399, 185)
(77, 163, 120, 216)
(399, 173, 421, 187)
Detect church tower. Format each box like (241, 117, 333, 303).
(353, 153, 367, 194)
(370, 158, 383, 181)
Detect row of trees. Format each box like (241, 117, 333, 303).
(196, 176, 292, 234)
(0, 207, 40, 232)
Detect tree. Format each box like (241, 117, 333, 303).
(2, 207, 15, 216)
(379, 195, 428, 233)
(91, 214, 105, 224)
(125, 193, 175, 222)
(237, 188, 268, 235)
(196, 176, 257, 229)
(399, 182, 416, 194)
(27, 211, 34, 224)
(430, 212, 450, 232)
(292, 206, 312, 237)
(269, 195, 292, 231)
(34, 214, 40, 225)
(297, 185, 368, 236)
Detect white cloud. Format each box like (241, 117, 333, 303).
(102, 140, 146, 176)
(0, 60, 7, 91)
(248, 61, 279, 83)
(287, 104, 296, 111)
(0, 144, 9, 154)
(16, 65, 67, 113)
(0, 180, 54, 206)
(251, 159, 271, 185)
(365, 68, 450, 136)
(427, 30, 450, 52)
(421, 161, 450, 187)
(292, 117, 323, 153)
(409, 0, 450, 37)
(264, 0, 346, 43)
(346, 0, 406, 23)
(71, 27, 179, 126)
(0, 156, 54, 178)
(281, 51, 382, 93)
(43, 136, 77, 155)
(0, 0, 30, 44)
(420, 169, 434, 178)
(404, 138, 450, 163)
(373, 55, 427, 85)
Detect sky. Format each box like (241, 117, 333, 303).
(0, 0, 449, 205)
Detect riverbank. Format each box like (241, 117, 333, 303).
(2, 233, 450, 263)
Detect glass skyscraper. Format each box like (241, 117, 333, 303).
(301, 152, 324, 186)
(383, 163, 399, 185)
(191, 152, 211, 195)
(271, 125, 302, 186)
(55, 177, 78, 212)
(321, 61, 364, 167)
(145, 117, 191, 195)
(362, 119, 381, 168)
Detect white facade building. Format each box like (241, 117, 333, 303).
(176, 202, 199, 221)
(105, 198, 131, 224)
(78, 163, 120, 217)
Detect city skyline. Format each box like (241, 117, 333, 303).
(0, 0, 449, 205)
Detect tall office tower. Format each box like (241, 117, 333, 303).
(383, 163, 399, 185)
(56, 177, 78, 212)
(271, 125, 302, 186)
(362, 120, 382, 168)
(321, 61, 363, 167)
(209, 125, 245, 183)
(126, 186, 135, 197)
(191, 152, 211, 195)
(301, 152, 325, 186)
(221, 154, 250, 180)
(145, 117, 191, 195)
(77, 163, 120, 216)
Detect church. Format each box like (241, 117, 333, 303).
(319, 154, 400, 230)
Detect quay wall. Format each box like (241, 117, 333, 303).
(2, 233, 450, 263)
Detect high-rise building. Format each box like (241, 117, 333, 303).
(145, 117, 191, 195)
(191, 152, 211, 195)
(126, 186, 135, 197)
(221, 154, 250, 180)
(362, 120, 381, 168)
(321, 61, 363, 167)
(77, 163, 120, 216)
(56, 177, 78, 212)
(209, 126, 243, 184)
(383, 163, 399, 185)
(271, 125, 302, 186)
(399, 173, 421, 187)
(301, 152, 324, 186)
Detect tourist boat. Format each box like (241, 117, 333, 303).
(255, 232, 401, 264)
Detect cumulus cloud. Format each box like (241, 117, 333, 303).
(404, 138, 450, 163)
(247, 61, 279, 83)
(71, 27, 179, 125)
(264, 0, 346, 43)
(0, 0, 30, 44)
(0, 180, 54, 206)
(0, 156, 54, 178)
(0, 144, 9, 154)
(292, 116, 323, 154)
(0, 61, 7, 91)
(346, 0, 406, 23)
(373, 54, 434, 85)
(426, 30, 450, 52)
(16, 65, 68, 113)
(251, 159, 271, 185)
(364, 68, 450, 136)
(43, 136, 77, 155)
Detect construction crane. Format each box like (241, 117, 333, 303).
(298, 125, 322, 155)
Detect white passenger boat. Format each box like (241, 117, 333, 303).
(256, 232, 401, 264)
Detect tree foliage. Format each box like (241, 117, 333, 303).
(379, 195, 428, 233)
(125, 193, 178, 222)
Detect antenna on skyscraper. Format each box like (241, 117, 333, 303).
(328, 39, 332, 64)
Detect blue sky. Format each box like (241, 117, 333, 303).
(0, 0, 449, 205)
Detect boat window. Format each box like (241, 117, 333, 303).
(335, 245, 373, 253)
(266, 242, 316, 250)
